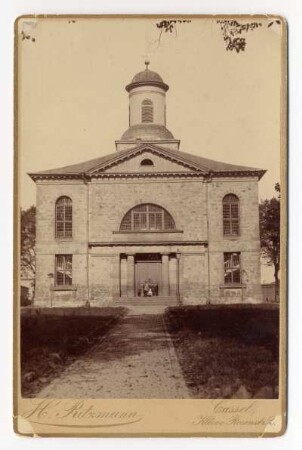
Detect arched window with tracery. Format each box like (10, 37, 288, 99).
(120, 204, 175, 231)
(55, 196, 72, 238)
(223, 194, 239, 236)
(141, 99, 153, 123)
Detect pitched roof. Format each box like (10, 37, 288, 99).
(28, 143, 266, 180)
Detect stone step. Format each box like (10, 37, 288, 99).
(115, 303, 177, 306)
(115, 297, 178, 307)
(121, 303, 176, 306)
(128, 296, 175, 300)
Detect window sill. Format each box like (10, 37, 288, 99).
(220, 284, 246, 289)
(223, 235, 240, 240)
(53, 286, 77, 291)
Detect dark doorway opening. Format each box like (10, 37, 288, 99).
(135, 253, 162, 297)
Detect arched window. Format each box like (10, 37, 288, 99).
(223, 194, 239, 236)
(140, 158, 154, 167)
(141, 99, 153, 123)
(55, 196, 72, 238)
(120, 204, 175, 231)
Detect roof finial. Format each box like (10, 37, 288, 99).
(145, 60, 150, 70)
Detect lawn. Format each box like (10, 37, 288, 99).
(165, 304, 279, 399)
(21, 307, 126, 397)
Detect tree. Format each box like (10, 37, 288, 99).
(259, 184, 280, 300)
(216, 19, 262, 53)
(154, 18, 281, 54)
(21, 206, 36, 294)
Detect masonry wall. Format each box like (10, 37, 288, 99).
(34, 181, 89, 307)
(207, 178, 262, 303)
(89, 178, 207, 242)
(33, 174, 262, 307)
(89, 255, 116, 306)
(180, 252, 208, 304)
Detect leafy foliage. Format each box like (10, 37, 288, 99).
(21, 206, 36, 279)
(216, 20, 262, 53)
(216, 19, 281, 53)
(152, 19, 191, 48)
(154, 18, 281, 54)
(259, 184, 280, 297)
(156, 19, 191, 34)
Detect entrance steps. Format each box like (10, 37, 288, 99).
(115, 296, 178, 307)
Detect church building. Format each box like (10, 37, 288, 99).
(29, 63, 265, 307)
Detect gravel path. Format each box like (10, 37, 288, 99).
(37, 308, 190, 398)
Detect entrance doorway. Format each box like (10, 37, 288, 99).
(135, 253, 162, 297)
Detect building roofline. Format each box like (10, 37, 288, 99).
(28, 143, 266, 182)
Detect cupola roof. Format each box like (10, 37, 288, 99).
(120, 124, 174, 141)
(126, 61, 169, 92)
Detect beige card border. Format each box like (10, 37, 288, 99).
(13, 14, 288, 437)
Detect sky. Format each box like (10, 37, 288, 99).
(17, 16, 283, 212)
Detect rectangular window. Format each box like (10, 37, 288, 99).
(224, 252, 241, 284)
(149, 212, 162, 230)
(133, 212, 147, 230)
(55, 254, 72, 286)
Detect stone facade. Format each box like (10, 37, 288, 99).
(30, 64, 265, 308)
(32, 168, 263, 307)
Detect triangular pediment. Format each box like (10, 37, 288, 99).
(88, 144, 206, 176)
(29, 142, 266, 181)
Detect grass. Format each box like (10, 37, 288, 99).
(21, 307, 126, 397)
(165, 304, 279, 399)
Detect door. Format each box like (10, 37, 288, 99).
(135, 254, 162, 297)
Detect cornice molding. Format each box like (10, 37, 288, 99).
(28, 173, 85, 182)
(91, 171, 202, 180)
(212, 170, 266, 179)
(89, 240, 208, 247)
(29, 170, 265, 182)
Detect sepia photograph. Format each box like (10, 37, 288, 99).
(15, 15, 286, 436)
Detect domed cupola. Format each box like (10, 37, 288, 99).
(115, 62, 180, 151)
(125, 64, 169, 92)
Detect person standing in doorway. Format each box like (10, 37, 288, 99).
(143, 280, 150, 297)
